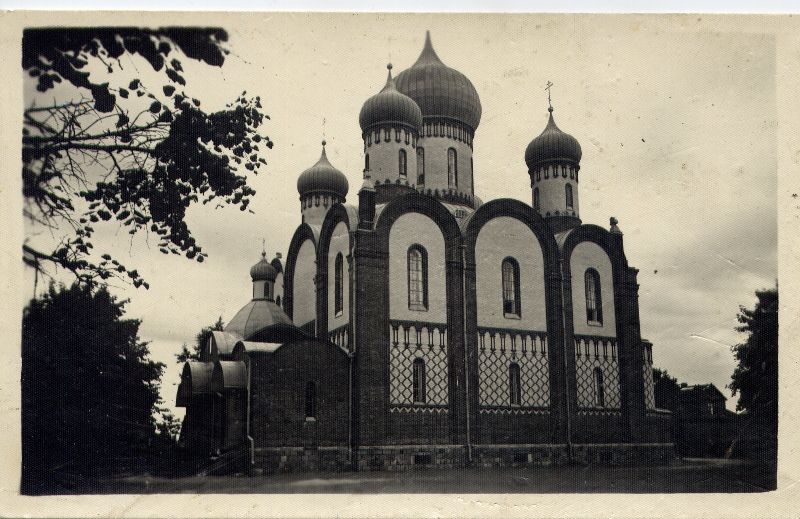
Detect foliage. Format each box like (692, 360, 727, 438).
(729, 286, 778, 419)
(22, 28, 271, 288)
(176, 316, 225, 363)
(21, 282, 170, 492)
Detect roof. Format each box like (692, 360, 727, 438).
(212, 360, 247, 391)
(209, 330, 243, 358)
(176, 361, 214, 406)
(359, 64, 423, 133)
(395, 32, 482, 131)
(525, 109, 582, 168)
(225, 299, 294, 341)
(296, 142, 349, 198)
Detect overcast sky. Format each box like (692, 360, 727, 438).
(23, 14, 777, 415)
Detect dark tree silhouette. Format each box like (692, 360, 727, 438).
(22, 28, 271, 288)
(21, 283, 169, 493)
(729, 286, 778, 419)
(652, 367, 681, 411)
(176, 315, 225, 363)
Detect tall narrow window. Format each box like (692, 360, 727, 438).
(275, 295, 281, 307)
(407, 245, 428, 310)
(502, 257, 521, 317)
(398, 149, 407, 177)
(594, 368, 605, 407)
(565, 183, 574, 210)
(585, 269, 603, 324)
(509, 363, 522, 405)
(304, 381, 317, 418)
(416, 147, 425, 185)
(533, 187, 540, 212)
(364, 153, 370, 172)
(447, 148, 458, 187)
(334, 253, 344, 317)
(412, 358, 426, 404)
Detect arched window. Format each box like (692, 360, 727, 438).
(509, 363, 522, 406)
(365, 153, 370, 172)
(407, 245, 428, 310)
(275, 295, 281, 307)
(398, 149, 407, 177)
(384, 128, 390, 142)
(416, 147, 425, 185)
(585, 269, 603, 324)
(447, 148, 458, 187)
(594, 368, 605, 407)
(502, 257, 521, 317)
(334, 252, 344, 316)
(565, 183, 574, 210)
(412, 358, 426, 404)
(305, 381, 316, 418)
(533, 187, 540, 212)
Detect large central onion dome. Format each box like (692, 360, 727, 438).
(395, 31, 482, 131)
(296, 141, 349, 198)
(359, 64, 423, 133)
(525, 107, 582, 169)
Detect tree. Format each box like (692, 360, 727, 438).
(21, 283, 167, 493)
(175, 315, 225, 363)
(729, 286, 778, 420)
(22, 28, 271, 288)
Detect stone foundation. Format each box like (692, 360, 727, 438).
(571, 443, 677, 465)
(254, 446, 351, 474)
(473, 444, 569, 467)
(355, 445, 467, 471)
(250, 442, 676, 474)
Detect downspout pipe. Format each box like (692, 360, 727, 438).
(246, 354, 255, 471)
(460, 243, 472, 464)
(559, 258, 573, 462)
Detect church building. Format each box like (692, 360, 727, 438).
(176, 32, 674, 473)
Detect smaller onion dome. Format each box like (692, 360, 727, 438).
(297, 141, 349, 198)
(359, 64, 423, 133)
(250, 251, 277, 281)
(525, 108, 582, 169)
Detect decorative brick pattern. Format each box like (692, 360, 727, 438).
(642, 342, 656, 410)
(389, 321, 449, 406)
(477, 328, 550, 411)
(574, 335, 621, 409)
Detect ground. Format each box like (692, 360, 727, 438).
(34, 458, 776, 494)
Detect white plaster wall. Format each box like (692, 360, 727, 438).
(416, 135, 473, 196)
(327, 221, 350, 328)
(301, 194, 338, 227)
(388, 212, 447, 323)
(570, 241, 616, 337)
(364, 129, 417, 187)
(274, 272, 284, 306)
(292, 239, 317, 327)
(474, 216, 547, 331)
(532, 165, 579, 218)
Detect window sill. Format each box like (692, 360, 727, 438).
(503, 313, 521, 320)
(587, 320, 604, 327)
(305, 417, 317, 423)
(334, 311, 343, 318)
(408, 304, 428, 312)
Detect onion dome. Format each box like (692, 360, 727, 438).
(359, 64, 423, 133)
(296, 141, 349, 198)
(250, 250, 277, 281)
(525, 108, 582, 169)
(395, 31, 482, 131)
